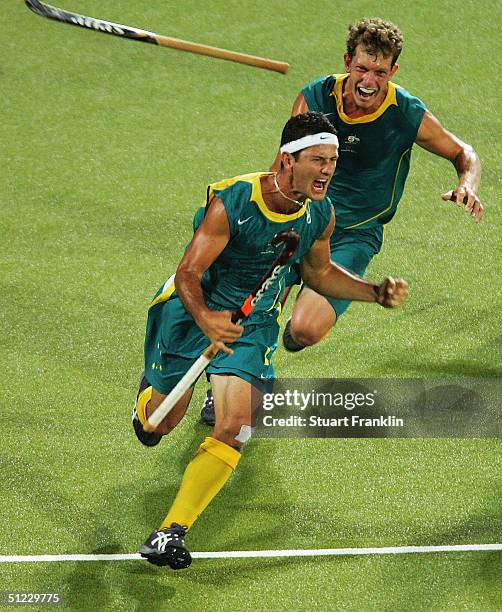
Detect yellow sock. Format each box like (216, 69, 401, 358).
(135, 386, 152, 425)
(160, 437, 241, 530)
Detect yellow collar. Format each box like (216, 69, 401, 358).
(330, 73, 398, 124)
(251, 173, 308, 223)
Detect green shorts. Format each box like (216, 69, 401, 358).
(143, 290, 279, 395)
(286, 225, 383, 319)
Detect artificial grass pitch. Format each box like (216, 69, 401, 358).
(2, 0, 501, 610)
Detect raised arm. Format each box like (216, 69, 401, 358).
(415, 109, 483, 222)
(175, 198, 243, 354)
(300, 210, 408, 307)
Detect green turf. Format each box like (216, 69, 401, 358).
(1, 0, 501, 610)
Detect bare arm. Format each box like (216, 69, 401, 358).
(270, 92, 310, 172)
(175, 197, 243, 354)
(416, 109, 483, 222)
(300, 210, 408, 307)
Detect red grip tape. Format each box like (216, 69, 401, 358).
(241, 294, 253, 316)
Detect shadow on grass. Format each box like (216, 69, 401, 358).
(377, 356, 502, 378)
(65, 554, 176, 610)
(0, 445, 182, 608)
(179, 510, 502, 610)
(8, 404, 499, 608)
(5, 444, 500, 609)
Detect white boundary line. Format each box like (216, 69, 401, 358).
(1, 544, 501, 563)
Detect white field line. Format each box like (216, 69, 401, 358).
(1, 543, 501, 563)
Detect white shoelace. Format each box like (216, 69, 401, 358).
(152, 531, 179, 552)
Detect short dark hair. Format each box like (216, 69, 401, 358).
(346, 18, 403, 66)
(280, 112, 337, 158)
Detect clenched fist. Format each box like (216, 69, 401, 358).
(376, 277, 409, 308)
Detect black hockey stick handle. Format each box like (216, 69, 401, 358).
(231, 229, 300, 323)
(144, 229, 300, 431)
(25, 0, 289, 73)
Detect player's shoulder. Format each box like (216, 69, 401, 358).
(302, 74, 346, 115)
(310, 195, 334, 232)
(193, 174, 259, 232)
(207, 172, 271, 232)
(207, 172, 260, 203)
(316, 194, 334, 215)
(303, 73, 339, 95)
(392, 82, 427, 115)
(207, 173, 262, 215)
(388, 82, 427, 132)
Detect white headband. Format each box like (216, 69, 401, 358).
(280, 132, 339, 154)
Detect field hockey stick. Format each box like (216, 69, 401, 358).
(143, 229, 300, 432)
(25, 0, 290, 74)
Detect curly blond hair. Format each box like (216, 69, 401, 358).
(346, 18, 403, 66)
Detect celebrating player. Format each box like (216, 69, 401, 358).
(279, 17, 483, 352)
(132, 112, 408, 569)
(199, 17, 484, 425)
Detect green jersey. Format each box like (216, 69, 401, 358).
(192, 172, 332, 317)
(144, 173, 331, 392)
(303, 74, 426, 229)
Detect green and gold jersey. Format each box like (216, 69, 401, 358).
(192, 172, 332, 316)
(303, 74, 427, 230)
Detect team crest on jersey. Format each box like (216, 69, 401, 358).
(340, 134, 360, 154)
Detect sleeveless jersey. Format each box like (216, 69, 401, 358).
(192, 172, 332, 316)
(303, 74, 426, 229)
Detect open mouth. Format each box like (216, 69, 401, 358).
(357, 86, 377, 99)
(312, 179, 328, 195)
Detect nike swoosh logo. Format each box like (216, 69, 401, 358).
(320, 136, 329, 140)
(238, 216, 253, 225)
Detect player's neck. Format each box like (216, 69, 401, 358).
(261, 173, 306, 214)
(342, 80, 388, 117)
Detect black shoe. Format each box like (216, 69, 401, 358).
(132, 373, 162, 447)
(200, 389, 215, 426)
(139, 524, 192, 569)
(282, 319, 306, 352)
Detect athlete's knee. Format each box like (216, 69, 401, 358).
(289, 313, 335, 346)
(213, 414, 252, 448)
(289, 323, 323, 347)
(285, 291, 338, 348)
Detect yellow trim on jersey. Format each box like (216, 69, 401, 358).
(276, 301, 283, 323)
(150, 274, 176, 308)
(344, 148, 410, 229)
(251, 174, 308, 222)
(330, 73, 398, 124)
(264, 346, 272, 366)
(208, 172, 308, 223)
(206, 172, 265, 205)
(266, 277, 283, 312)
